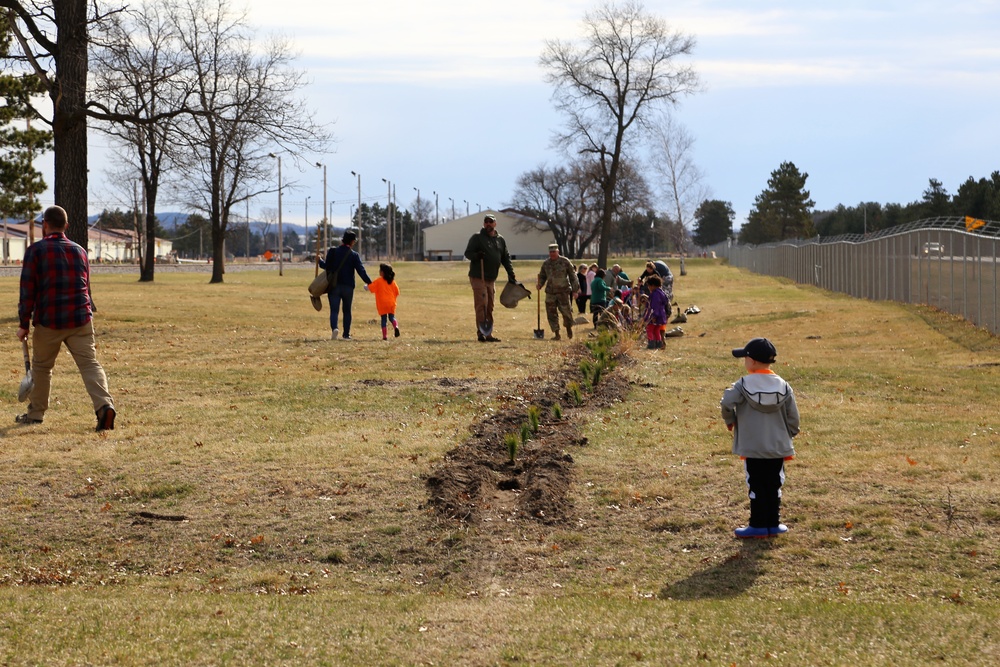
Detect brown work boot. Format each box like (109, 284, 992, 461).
(96, 405, 116, 432)
(566, 325, 573, 339)
(553, 331, 561, 340)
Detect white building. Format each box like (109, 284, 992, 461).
(422, 209, 555, 261)
(0, 220, 172, 264)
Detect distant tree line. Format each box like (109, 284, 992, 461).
(2, 0, 330, 284)
(812, 173, 1000, 238)
(689, 165, 1000, 248)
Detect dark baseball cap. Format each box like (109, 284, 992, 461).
(732, 337, 777, 364)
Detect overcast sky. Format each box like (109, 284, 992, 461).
(72, 0, 1000, 230)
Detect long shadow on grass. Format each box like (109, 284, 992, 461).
(659, 540, 774, 599)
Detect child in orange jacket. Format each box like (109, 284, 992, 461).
(368, 263, 400, 340)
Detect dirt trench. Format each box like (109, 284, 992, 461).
(425, 345, 631, 526)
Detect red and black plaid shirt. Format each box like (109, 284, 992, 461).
(18, 232, 94, 330)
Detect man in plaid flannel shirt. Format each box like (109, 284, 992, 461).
(16, 206, 116, 431)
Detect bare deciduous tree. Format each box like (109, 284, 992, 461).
(507, 161, 602, 259)
(650, 112, 707, 254)
(169, 0, 331, 283)
(91, 0, 189, 281)
(540, 0, 699, 267)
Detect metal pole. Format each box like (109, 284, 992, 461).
(382, 178, 391, 257)
(305, 195, 310, 260)
(351, 171, 362, 254)
(413, 187, 420, 258)
(268, 153, 283, 274)
(315, 162, 326, 274)
(278, 157, 283, 275)
(433, 191, 439, 224)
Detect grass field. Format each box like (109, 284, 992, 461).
(2, 258, 999, 666)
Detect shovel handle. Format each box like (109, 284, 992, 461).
(21, 338, 30, 372)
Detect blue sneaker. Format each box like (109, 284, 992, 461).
(769, 524, 789, 536)
(734, 526, 770, 539)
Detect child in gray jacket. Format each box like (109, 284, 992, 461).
(720, 338, 800, 538)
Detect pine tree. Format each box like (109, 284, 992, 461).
(0, 25, 52, 221)
(691, 199, 734, 247)
(740, 162, 816, 244)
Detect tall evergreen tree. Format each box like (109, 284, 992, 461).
(691, 199, 734, 247)
(0, 23, 52, 221)
(920, 178, 950, 218)
(740, 161, 815, 244)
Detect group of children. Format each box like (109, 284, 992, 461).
(344, 260, 803, 540)
(574, 260, 676, 350)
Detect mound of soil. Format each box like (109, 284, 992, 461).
(425, 345, 630, 526)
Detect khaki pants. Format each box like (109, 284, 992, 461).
(26, 321, 113, 421)
(469, 276, 496, 331)
(545, 291, 574, 332)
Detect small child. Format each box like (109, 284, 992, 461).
(590, 268, 612, 328)
(720, 338, 800, 538)
(643, 274, 668, 349)
(367, 263, 401, 340)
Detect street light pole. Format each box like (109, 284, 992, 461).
(413, 187, 420, 258)
(315, 162, 326, 273)
(382, 177, 392, 257)
(268, 153, 283, 276)
(449, 197, 455, 221)
(464, 199, 469, 217)
(433, 191, 439, 224)
(305, 195, 310, 260)
(351, 170, 362, 254)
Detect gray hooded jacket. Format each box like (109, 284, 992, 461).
(720, 372, 800, 459)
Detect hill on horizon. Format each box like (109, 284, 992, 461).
(87, 212, 341, 238)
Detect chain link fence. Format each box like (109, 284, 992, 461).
(709, 216, 1000, 335)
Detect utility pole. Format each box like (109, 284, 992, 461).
(316, 162, 327, 270)
(413, 187, 420, 258)
(382, 177, 392, 257)
(351, 171, 362, 254)
(268, 153, 284, 275)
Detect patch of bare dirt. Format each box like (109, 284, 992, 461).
(425, 345, 631, 526)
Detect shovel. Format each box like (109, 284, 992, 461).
(477, 258, 494, 338)
(18, 338, 33, 403)
(533, 288, 545, 339)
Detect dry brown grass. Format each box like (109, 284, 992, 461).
(2, 258, 999, 665)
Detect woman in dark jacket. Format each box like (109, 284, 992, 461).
(319, 231, 372, 340)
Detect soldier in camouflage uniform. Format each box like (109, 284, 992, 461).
(536, 243, 579, 341)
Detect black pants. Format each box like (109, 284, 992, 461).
(591, 302, 606, 328)
(575, 293, 589, 314)
(744, 458, 785, 528)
